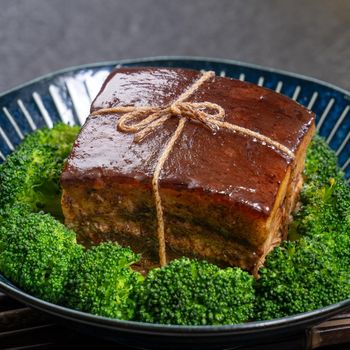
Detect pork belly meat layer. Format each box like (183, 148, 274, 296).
(61, 67, 315, 273)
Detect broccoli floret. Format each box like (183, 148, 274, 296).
(137, 257, 255, 325)
(257, 136, 350, 320)
(292, 178, 350, 243)
(290, 136, 350, 254)
(294, 135, 348, 238)
(0, 204, 83, 304)
(0, 123, 79, 218)
(304, 135, 343, 185)
(255, 235, 350, 320)
(66, 242, 143, 320)
(35, 123, 80, 159)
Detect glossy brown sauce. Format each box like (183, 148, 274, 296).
(62, 67, 315, 218)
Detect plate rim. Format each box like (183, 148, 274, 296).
(1, 276, 349, 334)
(1, 55, 350, 99)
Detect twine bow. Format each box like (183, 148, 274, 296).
(116, 101, 225, 143)
(91, 71, 294, 267)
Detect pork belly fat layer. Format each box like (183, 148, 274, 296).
(61, 67, 315, 272)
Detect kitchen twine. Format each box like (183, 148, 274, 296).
(91, 71, 295, 266)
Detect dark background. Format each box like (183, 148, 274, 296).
(0, 0, 349, 93)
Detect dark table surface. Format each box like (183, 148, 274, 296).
(0, 1, 350, 349)
(0, 0, 350, 94)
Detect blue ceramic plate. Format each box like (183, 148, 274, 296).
(0, 57, 349, 349)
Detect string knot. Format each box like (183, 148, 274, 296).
(116, 100, 225, 143)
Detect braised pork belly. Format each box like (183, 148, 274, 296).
(61, 67, 315, 274)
